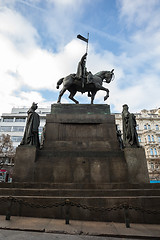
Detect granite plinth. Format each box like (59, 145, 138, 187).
(13, 146, 36, 182)
(32, 104, 128, 183)
(13, 104, 149, 184)
(124, 147, 150, 184)
(10, 104, 154, 223)
(51, 104, 111, 115)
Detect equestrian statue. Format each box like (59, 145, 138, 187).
(56, 52, 114, 104)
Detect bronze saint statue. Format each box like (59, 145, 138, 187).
(57, 69, 114, 104)
(122, 104, 140, 148)
(56, 52, 114, 104)
(20, 102, 40, 148)
(75, 53, 94, 88)
(76, 52, 87, 88)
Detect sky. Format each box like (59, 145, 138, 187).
(0, 0, 160, 115)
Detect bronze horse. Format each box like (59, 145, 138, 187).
(56, 69, 114, 104)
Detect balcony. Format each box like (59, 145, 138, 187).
(146, 155, 160, 159)
(144, 142, 159, 146)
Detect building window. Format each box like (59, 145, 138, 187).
(150, 148, 153, 156)
(3, 118, 14, 122)
(136, 125, 139, 130)
(0, 126, 12, 132)
(15, 118, 26, 122)
(154, 148, 157, 156)
(158, 137, 160, 143)
(148, 135, 151, 142)
(11, 136, 23, 142)
(150, 162, 154, 170)
(12, 126, 24, 132)
(151, 135, 155, 142)
(144, 125, 147, 130)
(138, 136, 141, 142)
(156, 125, 159, 130)
(148, 124, 151, 130)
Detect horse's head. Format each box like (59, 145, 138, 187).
(104, 69, 115, 83)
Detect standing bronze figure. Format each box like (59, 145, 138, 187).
(20, 102, 40, 148)
(122, 104, 140, 148)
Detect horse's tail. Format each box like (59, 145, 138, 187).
(56, 78, 64, 89)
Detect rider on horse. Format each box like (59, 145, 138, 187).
(76, 53, 93, 88)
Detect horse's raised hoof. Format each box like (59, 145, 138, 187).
(75, 101, 79, 104)
(104, 96, 109, 101)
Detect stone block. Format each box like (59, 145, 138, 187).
(51, 103, 111, 115)
(13, 146, 37, 182)
(13, 104, 149, 186)
(124, 147, 150, 184)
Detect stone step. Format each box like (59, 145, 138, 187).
(1, 182, 160, 189)
(0, 195, 159, 224)
(0, 188, 160, 197)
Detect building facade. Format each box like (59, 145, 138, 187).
(0, 107, 160, 181)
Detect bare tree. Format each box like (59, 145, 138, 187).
(0, 134, 15, 168)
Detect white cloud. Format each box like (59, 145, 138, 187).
(118, 0, 159, 27)
(0, 4, 90, 114)
(0, 0, 160, 116)
(47, 0, 83, 5)
(0, 7, 38, 48)
(111, 74, 160, 113)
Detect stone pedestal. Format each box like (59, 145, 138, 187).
(13, 146, 36, 182)
(13, 104, 150, 185)
(8, 104, 158, 224)
(34, 104, 128, 183)
(124, 147, 150, 183)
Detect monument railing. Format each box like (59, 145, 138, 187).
(0, 196, 160, 228)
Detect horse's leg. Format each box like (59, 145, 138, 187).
(95, 84, 109, 101)
(91, 91, 97, 104)
(69, 90, 79, 104)
(104, 89, 109, 101)
(57, 87, 67, 103)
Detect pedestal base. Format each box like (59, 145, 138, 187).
(34, 104, 129, 183)
(124, 147, 150, 183)
(13, 104, 150, 184)
(6, 104, 157, 224)
(13, 146, 36, 182)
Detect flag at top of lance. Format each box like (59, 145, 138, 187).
(77, 33, 89, 54)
